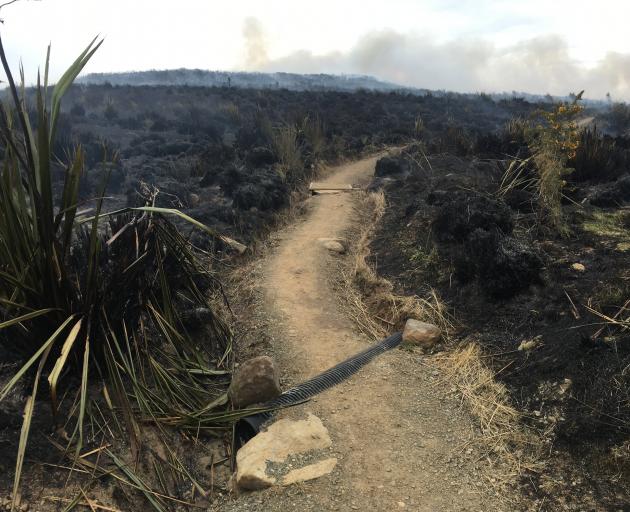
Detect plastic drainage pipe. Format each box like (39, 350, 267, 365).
(236, 331, 403, 445)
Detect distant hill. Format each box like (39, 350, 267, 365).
(75, 69, 609, 108)
(76, 69, 408, 92)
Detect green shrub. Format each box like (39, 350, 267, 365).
(528, 97, 583, 230)
(0, 37, 248, 510)
(499, 97, 584, 232)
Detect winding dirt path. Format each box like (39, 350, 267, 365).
(226, 154, 504, 511)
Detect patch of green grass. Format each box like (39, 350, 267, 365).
(583, 211, 630, 250)
(409, 245, 440, 273)
(592, 283, 630, 309)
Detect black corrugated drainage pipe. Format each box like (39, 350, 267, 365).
(236, 332, 403, 446)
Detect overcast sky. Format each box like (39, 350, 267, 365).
(2, 0, 630, 99)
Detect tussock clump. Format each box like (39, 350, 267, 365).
(429, 190, 514, 242)
(301, 115, 326, 159)
(270, 123, 302, 179)
(428, 190, 543, 299)
(570, 126, 629, 183)
(457, 229, 544, 299)
(433, 343, 545, 479)
(341, 191, 453, 340)
(0, 37, 251, 510)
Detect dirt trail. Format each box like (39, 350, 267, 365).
(225, 154, 505, 511)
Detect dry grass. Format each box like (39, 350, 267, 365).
(532, 147, 569, 230)
(432, 343, 546, 481)
(611, 440, 630, 467)
(339, 191, 453, 340)
(270, 123, 302, 178)
(342, 188, 546, 488)
(302, 115, 326, 158)
(219, 101, 241, 122)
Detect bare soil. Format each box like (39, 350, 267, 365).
(218, 154, 510, 511)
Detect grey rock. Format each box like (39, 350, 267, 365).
(317, 238, 347, 254)
(402, 319, 441, 348)
(229, 356, 281, 407)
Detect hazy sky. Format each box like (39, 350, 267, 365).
(2, 0, 630, 99)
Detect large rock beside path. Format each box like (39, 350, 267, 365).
(236, 413, 337, 490)
(229, 356, 281, 407)
(402, 319, 442, 348)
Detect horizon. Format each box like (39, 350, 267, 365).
(1, 0, 630, 100)
(74, 68, 611, 104)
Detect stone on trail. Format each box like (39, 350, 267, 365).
(402, 319, 442, 348)
(236, 413, 336, 490)
(229, 356, 281, 408)
(317, 237, 347, 254)
(282, 457, 338, 486)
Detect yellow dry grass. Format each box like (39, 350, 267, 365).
(339, 191, 453, 340)
(271, 124, 302, 178)
(342, 189, 545, 487)
(432, 343, 545, 481)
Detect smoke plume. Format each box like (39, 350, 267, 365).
(242, 17, 268, 69)
(241, 19, 630, 100)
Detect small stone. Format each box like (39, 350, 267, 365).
(571, 262, 586, 272)
(282, 458, 337, 486)
(229, 356, 281, 408)
(402, 319, 441, 348)
(317, 238, 347, 254)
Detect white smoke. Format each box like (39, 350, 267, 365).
(241, 19, 630, 101)
(242, 17, 269, 69)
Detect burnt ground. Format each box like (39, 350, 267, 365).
(26, 83, 555, 248)
(369, 148, 630, 510)
(3, 82, 630, 509)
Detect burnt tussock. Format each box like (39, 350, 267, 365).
(369, 139, 630, 509)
